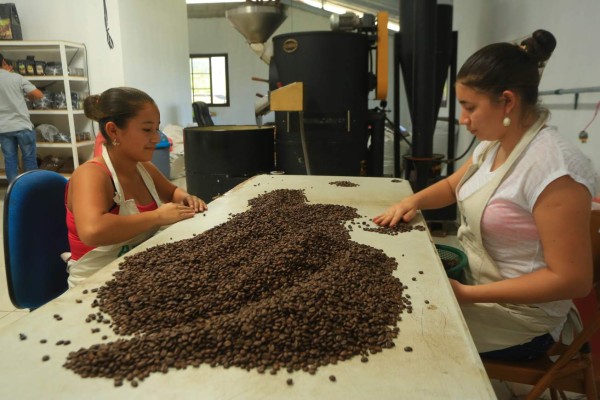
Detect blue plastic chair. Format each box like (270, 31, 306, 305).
(3, 170, 69, 310)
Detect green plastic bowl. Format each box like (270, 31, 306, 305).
(435, 244, 468, 281)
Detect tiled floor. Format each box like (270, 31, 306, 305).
(0, 177, 584, 399)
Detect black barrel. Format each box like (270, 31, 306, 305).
(270, 31, 370, 175)
(183, 125, 274, 201)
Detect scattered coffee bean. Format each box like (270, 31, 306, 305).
(329, 375, 336, 382)
(76, 299, 82, 304)
(360, 356, 368, 363)
(404, 346, 413, 352)
(40, 339, 47, 344)
(42, 355, 50, 362)
(82, 290, 88, 294)
(424, 300, 430, 304)
(19, 333, 26, 341)
(363, 223, 426, 236)
(286, 378, 293, 386)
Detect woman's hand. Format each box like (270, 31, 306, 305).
(156, 202, 197, 225)
(448, 279, 472, 304)
(373, 197, 419, 227)
(181, 194, 208, 213)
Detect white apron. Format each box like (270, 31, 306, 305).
(67, 145, 162, 288)
(456, 112, 579, 352)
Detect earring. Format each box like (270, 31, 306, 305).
(503, 116, 511, 127)
(112, 139, 120, 146)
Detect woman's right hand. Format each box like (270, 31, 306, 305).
(155, 202, 196, 225)
(373, 197, 419, 227)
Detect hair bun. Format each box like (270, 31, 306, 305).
(83, 94, 105, 121)
(520, 29, 556, 66)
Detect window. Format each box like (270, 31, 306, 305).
(189, 54, 230, 106)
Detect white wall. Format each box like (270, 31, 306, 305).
(118, 0, 192, 126)
(8, 0, 125, 88)
(9, 0, 192, 127)
(475, 0, 600, 179)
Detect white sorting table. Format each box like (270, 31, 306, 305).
(0, 175, 495, 399)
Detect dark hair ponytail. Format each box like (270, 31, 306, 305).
(83, 87, 156, 143)
(457, 29, 557, 115)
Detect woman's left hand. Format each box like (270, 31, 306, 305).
(182, 195, 208, 213)
(448, 279, 471, 304)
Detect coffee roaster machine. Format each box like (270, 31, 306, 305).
(231, 1, 390, 177)
(266, 12, 390, 177)
(186, 0, 459, 226)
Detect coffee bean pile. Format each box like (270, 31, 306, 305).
(63, 189, 409, 385)
(363, 223, 426, 236)
(329, 181, 359, 187)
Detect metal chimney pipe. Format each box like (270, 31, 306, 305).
(400, 0, 438, 191)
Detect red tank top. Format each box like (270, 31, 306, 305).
(65, 161, 158, 261)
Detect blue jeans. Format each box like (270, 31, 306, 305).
(0, 129, 38, 182)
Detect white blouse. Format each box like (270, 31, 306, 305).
(458, 125, 597, 317)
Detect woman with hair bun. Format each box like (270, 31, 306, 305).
(65, 87, 207, 287)
(374, 30, 597, 360)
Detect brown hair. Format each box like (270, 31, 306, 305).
(457, 29, 556, 116)
(83, 87, 156, 142)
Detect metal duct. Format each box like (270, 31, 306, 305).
(397, 0, 453, 192)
